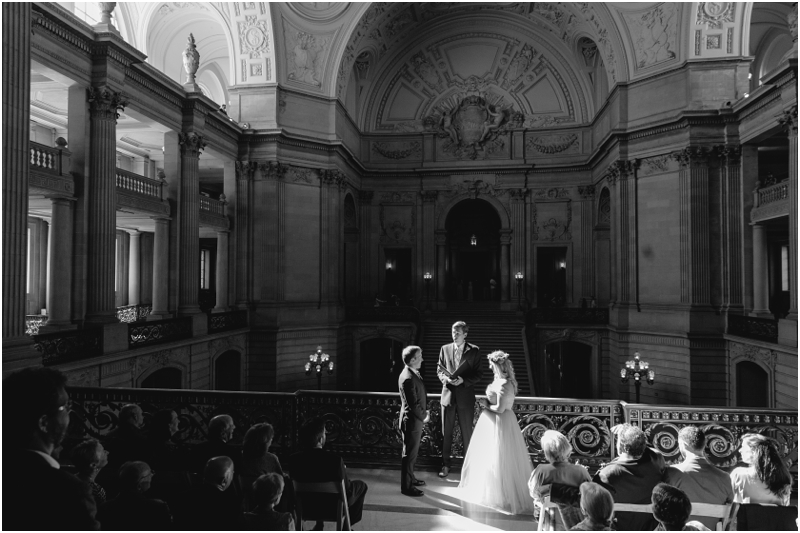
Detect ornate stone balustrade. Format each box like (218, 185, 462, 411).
(727, 314, 779, 343)
(30, 141, 64, 175)
(25, 314, 47, 336)
(199, 195, 225, 216)
(752, 179, 790, 223)
(208, 310, 248, 333)
(64, 388, 798, 474)
(128, 316, 193, 348)
(527, 307, 609, 325)
(345, 305, 421, 323)
(115, 168, 162, 199)
(34, 328, 103, 366)
(116, 304, 152, 323)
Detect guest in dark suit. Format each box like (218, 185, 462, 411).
(104, 404, 146, 465)
(175, 456, 243, 530)
(436, 320, 482, 478)
(2, 367, 100, 530)
(97, 461, 172, 531)
(398, 345, 429, 496)
(286, 418, 368, 527)
(194, 414, 240, 472)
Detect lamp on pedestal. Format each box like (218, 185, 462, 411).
(620, 351, 655, 403)
(305, 346, 334, 390)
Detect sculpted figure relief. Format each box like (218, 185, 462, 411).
(430, 94, 512, 160)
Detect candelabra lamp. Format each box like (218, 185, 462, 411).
(305, 346, 334, 390)
(423, 272, 432, 311)
(515, 271, 524, 311)
(620, 351, 655, 403)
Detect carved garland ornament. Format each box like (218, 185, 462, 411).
(372, 141, 421, 160)
(528, 133, 579, 154)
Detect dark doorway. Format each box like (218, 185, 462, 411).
(736, 361, 769, 407)
(445, 199, 501, 302)
(544, 341, 592, 398)
(384, 249, 412, 304)
(360, 338, 404, 392)
(215, 350, 241, 391)
(141, 367, 182, 389)
(537, 247, 567, 307)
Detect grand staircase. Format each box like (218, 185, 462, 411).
(419, 306, 534, 396)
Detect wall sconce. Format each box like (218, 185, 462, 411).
(559, 260, 566, 269)
(424, 272, 432, 310)
(470, 234, 477, 246)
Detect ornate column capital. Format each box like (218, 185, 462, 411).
(508, 188, 528, 200)
(87, 85, 127, 121)
(500, 229, 513, 245)
(358, 190, 374, 204)
(235, 161, 257, 179)
(257, 160, 287, 180)
(578, 185, 596, 199)
(420, 190, 438, 202)
(320, 168, 346, 188)
(778, 105, 798, 134)
(715, 144, 741, 165)
(672, 146, 711, 168)
(178, 131, 206, 156)
(605, 159, 638, 184)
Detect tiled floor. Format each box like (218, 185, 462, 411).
(300, 467, 537, 531)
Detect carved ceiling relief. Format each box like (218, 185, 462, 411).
(693, 2, 737, 56)
(532, 191, 572, 241)
(621, 4, 678, 71)
(429, 94, 517, 161)
(379, 203, 416, 244)
(283, 21, 333, 89)
(235, 8, 271, 83)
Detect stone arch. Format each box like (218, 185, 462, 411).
(213, 349, 243, 391)
(137, 364, 186, 389)
(730, 343, 776, 407)
(344, 191, 358, 229)
(437, 193, 511, 231)
(538, 329, 601, 398)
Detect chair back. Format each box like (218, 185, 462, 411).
(735, 503, 797, 531)
(292, 479, 351, 531)
(690, 502, 736, 531)
(534, 485, 560, 531)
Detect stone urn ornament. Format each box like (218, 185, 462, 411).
(182, 33, 201, 91)
(95, 2, 120, 34)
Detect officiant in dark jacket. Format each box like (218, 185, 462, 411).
(436, 321, 482, 478)
(398, 345, 429, 496)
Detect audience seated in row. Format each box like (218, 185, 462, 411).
(731, 433, 793, 506)
(71, 438, 110, 506)
(97, 461, 172, 531)
(242, 473, 296, 531)
(175, 455, 242, 530)
(651, 483, 710, 531)
(104, 404, 146, 466)
(570, 482, 615, 531)
(194, 414, 240, 472)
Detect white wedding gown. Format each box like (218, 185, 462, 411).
(458, 378, 535, 515)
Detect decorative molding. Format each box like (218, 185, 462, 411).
(117, 193, 170, 215)
(208, 333, 247, 358)
(420, 190, 439, 202)
(358, 191, 375, 204)
(578, 185, 595, 199)
(372, 141, 422, 160)
(622, 4, 678, 69)
(672, 146, 712, 167)
(29, 172, 75, 195)
(527, 133, 579, 154)
(533, 187, 570, 200)
(199, 212, 229, 229)
(696, 2, 735, 29)
(237, 14, 269, 58)
(319, 168, 346, 188)
(285, 165, 314, 184)
(235, 160, 257, 179)
(730, 341, 777, 370)
(640, 154, 674, 176)
(258, 161, 287, 181)
(379, 191, 415, 204)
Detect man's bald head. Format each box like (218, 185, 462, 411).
(119, 404, 143, 428)
(118, 461, 153, 493)
(204, 456, 234, 491)
(208, 414, 235, 442)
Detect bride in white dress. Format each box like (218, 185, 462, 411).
(458, 351, 535, 515)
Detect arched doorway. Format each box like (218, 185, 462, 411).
(215, 350, 241, 391)
(543, 341, 593, 398)
(445, 199, 502, 303)
(736, 361, 769, 407)
(360, 338, 404, 392)
(141, 367, 182, 389)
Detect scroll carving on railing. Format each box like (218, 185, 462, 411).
(727, 314, 779, 343)
(25, 314, 47, 336)
(527, 308, 609, 325)
(128, 316, 192, 347)
(208, 310, 248, 333)
(34, 328, 103, 366)
(116, 304, 152, 323)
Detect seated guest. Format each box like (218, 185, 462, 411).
(286, 418, 368, 528)
(143, 408, 183, 472)
(71, 438, 111, 506)
(528, 430, 591, 529)
(593, 424, 665, 531)
(570, 482, 615, 531)
(730, 433, 793, 505)
(97, 461, 172, 531)
(239, 422, 284, 510)
(242, 473, 295, 531)
(663, 426, 734, 528)
(194, 414, 240, 472)
(176, 456, 243, 530)
(104, 404, 146, 464)
(651, 483, 710, 531)
(3, 367, 100, 530)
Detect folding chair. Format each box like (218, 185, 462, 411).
(534, 485, 560, 531)
(690, 502, 736, 531)
(292, 479, 351, 531)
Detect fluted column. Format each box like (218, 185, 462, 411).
(320, 169, 345, 305)
(579, 186, 596, 302)
(213, 230, 230, 312)
(149, 216, 170, 319)
(85, 86, 127, 325)
(235, 161, 255, 308)
(500, 230, 512, 302)
(128, 230, 140, 305)
(44, 197, 74, 328)
(177, 131, 205, 315)
(435, 230, 447, 303)
(608, 160, 638, 308)
(3, 3, 32, 344)
(751, 223, 770, 316)
(717, 145, 744, 314)
(509, 189, 526, 300)
(780, 106, 798, 320)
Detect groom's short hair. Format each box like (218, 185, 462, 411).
(452, 321, 469, 334)
(402, 345, 421, 365)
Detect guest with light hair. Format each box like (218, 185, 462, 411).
(71, 438, 110, 505)
(570, 482, 615, 531)
(528, 430, 591, 529)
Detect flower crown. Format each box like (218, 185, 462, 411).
(488, 351, 509, 364)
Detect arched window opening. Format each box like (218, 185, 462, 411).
(141, 367, 182, 389)
(215, 350, 241, 391)
(736, 361, 769, 407)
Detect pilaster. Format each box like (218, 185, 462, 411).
(149, 216, 171, 320)
(235, 161, 256, 308)
(359, 191, 375, 300)
(579, 185, 596, 302)
(500, 229, 512, 303)
(778, 105, 798, 345)
(435, 230, 447, 304)
(213, 230, 230, 312)
(319, 169, 345, 306)
(509, 189, 527, 301)
(716, 145, 744, 314)
(177, 131, 205, 315)
(421, 190, 438, 299)
(254, 160, 286, 304)
(128, 230, 140, 305)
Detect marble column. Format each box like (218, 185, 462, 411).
(435, 230, 447, 303)
(235, 161, 255, 308)
(718, 145, 744, 314)
(751, 223, 770, 316)
(213, 230, 230, 312)
(128, 230, 140, 305)
(85, 86, 127, 325)
(44, 197, 74, 328)
(781, 106, 798, 321)
(177, 131, 205, 315)
(149, 216, 170, 319)
(2, 3, 31, 344)
(500, 230, 512, 302)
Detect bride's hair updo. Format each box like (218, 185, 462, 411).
(487, 350, 519, 395)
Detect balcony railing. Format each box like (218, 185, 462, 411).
(30, 141, 66, 175)
(63, 387, 797, 473)
(345, 305, 421, 323)
(34, 327, 103, 366)
(116, 304, 152, 323)
(199, 195, 225, 216)
(727, 314, 779, 343)
(754, 179, 789, 208)
(25, 314, 47, 336)
(208, 310, 248, 334)
(527, 307, 609, 325)
(116, 168, 163, 200)
(128, 316, 193, 348)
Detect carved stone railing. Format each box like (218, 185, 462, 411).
(30, 141, 65, 175)
(752, 179, 790, 222)
(116, 304, 152, 323)
(527, 307, 609, 325)
(199, 195, 225, 216)
(25, 314, 47, 336)
(34, 328, 103, 366)
(198, 195, 228, 229)
(345, 306, 421, 323)
(208, 310, 248, 334)
(727, 314, 779, 343)
(623, 403, 798, 474)
(115, 168, 162, 200)
(128, 316, 192, 348)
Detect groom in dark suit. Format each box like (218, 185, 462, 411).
(399, 345, 429, 496)
(437, 321, 482, 478)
